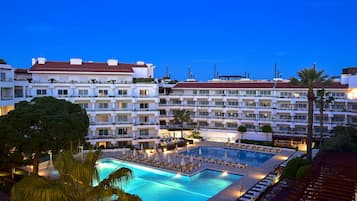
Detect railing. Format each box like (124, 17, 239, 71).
(0, 78, 13, 82)
(1, 96, 13, 100)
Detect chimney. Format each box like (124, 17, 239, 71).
(70, 58, 82, 65)
(32, 58, 37, 65)
(107, 59, 118, 66)
(37, 57, 46, 65)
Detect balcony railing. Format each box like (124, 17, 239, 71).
(1, 96, 13, 100)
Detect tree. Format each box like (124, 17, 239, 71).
(0, 58, 6, 64)
(290, 64, 331, 162)
(11, 151, 141, 201)
(173, 109, 191, 138)
(315, 89, 334, 146)
(0, 96, 89, 175)
(237, 125, 247, 144)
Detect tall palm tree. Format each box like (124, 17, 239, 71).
(290, 64, 331, 162)
(11, 151, 141, 201)
(315, 89, 334, 146)
(173, 109, 191, 138)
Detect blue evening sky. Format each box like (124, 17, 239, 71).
(1, 0, 356, 81)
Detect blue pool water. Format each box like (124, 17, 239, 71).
(97, 158, 241, 201)
(181, 146, 274, 167)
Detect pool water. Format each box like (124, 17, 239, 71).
(97, 158, 241, 201)
(181, 146, 274, 167)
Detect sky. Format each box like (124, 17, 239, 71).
(1, 0, 357, 81)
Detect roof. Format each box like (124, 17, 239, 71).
(29, 61, 148, 73)
(173, 82, 348, 89)
(15, 68, 29, 74)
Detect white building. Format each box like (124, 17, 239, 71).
(159, 69, 357, 144)
(0, 63, 15, 116)
(13, 58, 160, 149)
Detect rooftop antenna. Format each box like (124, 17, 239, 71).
(274, 63, 277, 78)
(166, 66, 169, 78)
(188, 65, 192, 79)
(214, 64, 217, 78)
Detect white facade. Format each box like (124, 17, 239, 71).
(12, 58, 159, 149)
(159, 73, 357, 141)
(0, 64, 15, 116)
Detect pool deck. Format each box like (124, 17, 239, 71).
(101, 141, 295, 201)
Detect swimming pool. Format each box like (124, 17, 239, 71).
(97, 158, 241, 201)
(180, 146, 274, 167)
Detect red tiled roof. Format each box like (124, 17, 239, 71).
(29, 61, 148, 73)
(15, 68, 29, 73)
(173, 82, 348, 89)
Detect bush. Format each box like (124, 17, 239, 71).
(296, 165, 311, 180)
(239, 139, 273, 146)
(0, 58, 7, 64)
(238, 125, 247, 132)
(262, 125, 272, 133)
(283, 157, 310, 179)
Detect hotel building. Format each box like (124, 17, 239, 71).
(2, 58, 357, 149)
(12, 58, 160, 149)
(159, 69, 357, 146)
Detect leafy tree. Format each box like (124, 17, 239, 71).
(173, 109, 191, 138)
(290, 64, 331, 162)
(322, 126, 357, 152)
(296, 165, 311, 180)
(11, 151, 141, 201)
(261, 125, 272, 133)
(0, 58, 6, 64)
(283, 157, 309, 179)
(0, 96, 89, 175)
(237, 125, 247, 144)
(315, 89, 334, 146)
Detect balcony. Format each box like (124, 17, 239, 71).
(1, 96, 13, 100)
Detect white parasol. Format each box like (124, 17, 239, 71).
(133, 149, 137, 157)
(198, 148, 202, 155)
(167, 155, 171, 163)
(190, 155, 193, 163)
(224, 151, 228, 160)
(180, 158, 186, 166)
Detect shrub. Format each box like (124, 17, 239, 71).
(296, 165, 311, 180)
(238, 125, 247, 132)
(0, 58, 7, 64)
(283, 157, 310, 179)
(262, 125, 272, 133)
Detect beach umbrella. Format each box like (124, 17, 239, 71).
(180, 158, 186, 166)
(122, 149, 126, 155)
(167, 155, 171, 163)
(141, 143, 144, 150)
(190, 155, 193, 163)
(198, 148, 202, 155)
(155, 153, 160, 161)
(224, 151, 228, 160)
(133, 149, 137, 157)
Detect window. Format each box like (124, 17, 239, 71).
(98, 89, 108, 97)
(279, 114, 291, 120)
(98, 129, 109, 135)
(160, 110, 166, 115)
(215, 112, 224, 117)
(139, 129, 149, 136)
(280, 92, 292, 97)
(78, 89, 88, 96)
(227, 112, 238, 117)
(36, 89, 47, 96)
(295, 103, 307, 109)
(140, 103, 148, 109)
(140, 116, 149, 123)
(215, 101, 224, 106)
(198, 111, 209, 116)
(0, 72, 5, 81)
(199, 90, 209, 95)
(187, 100, 195, 105)
(245, 90, 256, 96)
(198, 100, 209, 105)
(227, 122, 237, 128)
(139, 89, 149, 96)
(117, 102, 128, 109)
(15, 87, 23, 98)
(228, 101, 239, 107)
(259, 91, 271, 96)
(294, 115, 306, 121)
(228, 90, 239, 95)
(118, 128, 128, 135)
(57, 89, 68, 97)
(118, 89, 127, 96)
(215, 90, 224, 95)
(78, 103, 89, 109)
(214, 122, 224, 127)
(97, 115, 109, 122)
(98, 102, 109, 109)
(117, 115, 128, 122)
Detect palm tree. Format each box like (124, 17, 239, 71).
(315, 89, 334, 146)
(11, 151, 141, 201)
(173, 109, 191, 138)
(290, 64, 331, 162)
